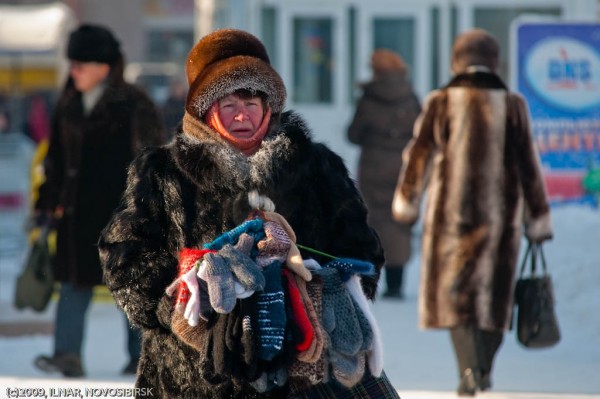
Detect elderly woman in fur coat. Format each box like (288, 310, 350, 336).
(98, 29, 400, 398)
(392, 29, 553, 396)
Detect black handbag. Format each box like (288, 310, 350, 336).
(14, 227, 55, 312)
(513, 241, 560, 348)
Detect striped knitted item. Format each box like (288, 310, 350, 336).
(256, 220, 292, 267)
(256, 262, 286, 361)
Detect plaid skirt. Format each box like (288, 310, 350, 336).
(290, 371, 400, 399)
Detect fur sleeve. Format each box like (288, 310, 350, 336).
(509, 93, 553, 241)
(312, 144, 385, 299)
(98, 148, 179, 329)
(392, 90, 442, 223)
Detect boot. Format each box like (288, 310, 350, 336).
(457, 368, 482, 396)
(382, 267, 404, 299)
(34, 352, 85, 377)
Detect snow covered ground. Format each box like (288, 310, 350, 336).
(0, 205, 599, 398)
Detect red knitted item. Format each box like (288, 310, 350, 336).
(176, 248, 215, 305)
(282, 268, 314, 351)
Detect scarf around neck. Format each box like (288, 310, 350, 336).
(202, 102, 272, 156)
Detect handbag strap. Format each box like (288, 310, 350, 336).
(519, 240, 548, 278)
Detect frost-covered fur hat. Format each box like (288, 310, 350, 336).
(185, 29, 286, 119)
(451, 28, 499, 74)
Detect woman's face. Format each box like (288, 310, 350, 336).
(69, 61, 110, 93)
(217, 94, 265, 139)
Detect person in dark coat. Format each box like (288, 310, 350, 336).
(392, 29, 553, 396)
(98, 29, 401, 398)
(347, 49, 421, 299)
(33, 24, 166, 377)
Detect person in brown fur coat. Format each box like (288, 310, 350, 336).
(392, 28, 553, 396)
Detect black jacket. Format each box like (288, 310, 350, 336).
(37, 71, 165, 287)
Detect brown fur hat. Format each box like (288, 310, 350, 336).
(185, 29, 286, 119)
(451, 28, 499, 74)
(371, 49, 408, 77)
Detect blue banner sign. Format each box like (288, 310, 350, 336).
(515, 21, 600, 203)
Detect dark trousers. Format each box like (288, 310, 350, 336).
(54, 282, 141, 362)
(449, 325, 503, 378)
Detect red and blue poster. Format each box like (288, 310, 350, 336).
(513, 21, 600, 204)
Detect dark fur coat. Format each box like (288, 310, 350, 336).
(347, 72, 421, 266)
(36, 70, 165, 287)
(392, 72, 552, 332)
(98, 111, 384, 398)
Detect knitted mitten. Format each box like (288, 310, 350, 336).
(262, 211, 312, 282)
(288, 274, 325, 384)
(329, 349, 366, 388)
(169, 248, 214, 351)
(282, 269, 314, 352)
(256, 262, 286, 361)
(182, 266, 202, 327)
(200, 252, 237, 314)
(315, 267, 363, 356)
(235, 232, 255, 256)
(203, 218, 264, 251)
(220, 244, 265, 291)
(294, 273, 324, 363)
(323, 258, 375, 282)
(239, 294, 261, 381)
(344, 274, 383, 377)
(256, 221, 292, 268)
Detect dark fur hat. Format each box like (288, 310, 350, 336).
(451, 28, 499, 74)
(185, 29, 286, 119)
(67, 24, 121, 65)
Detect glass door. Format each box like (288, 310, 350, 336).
(356, 4, 431, 99)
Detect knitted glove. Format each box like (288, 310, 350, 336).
(199, 252, 237, 314)
(315, 267, 363, 356)
(323, 258, 375, 282)
(256, 262, 287, 361)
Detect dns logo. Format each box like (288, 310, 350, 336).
(548, 48, 591, 89)
(525, 36, 600, 110)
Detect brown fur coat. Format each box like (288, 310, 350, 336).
(392, 72, 552, 332)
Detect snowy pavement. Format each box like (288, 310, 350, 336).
(1, 205, 600, 398)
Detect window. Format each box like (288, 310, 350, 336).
(373, 17, 415, 84)
(293, 18, 334, 103)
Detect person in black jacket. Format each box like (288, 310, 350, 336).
(98, 29, 401, 398)
(33, 24, 166, 377)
